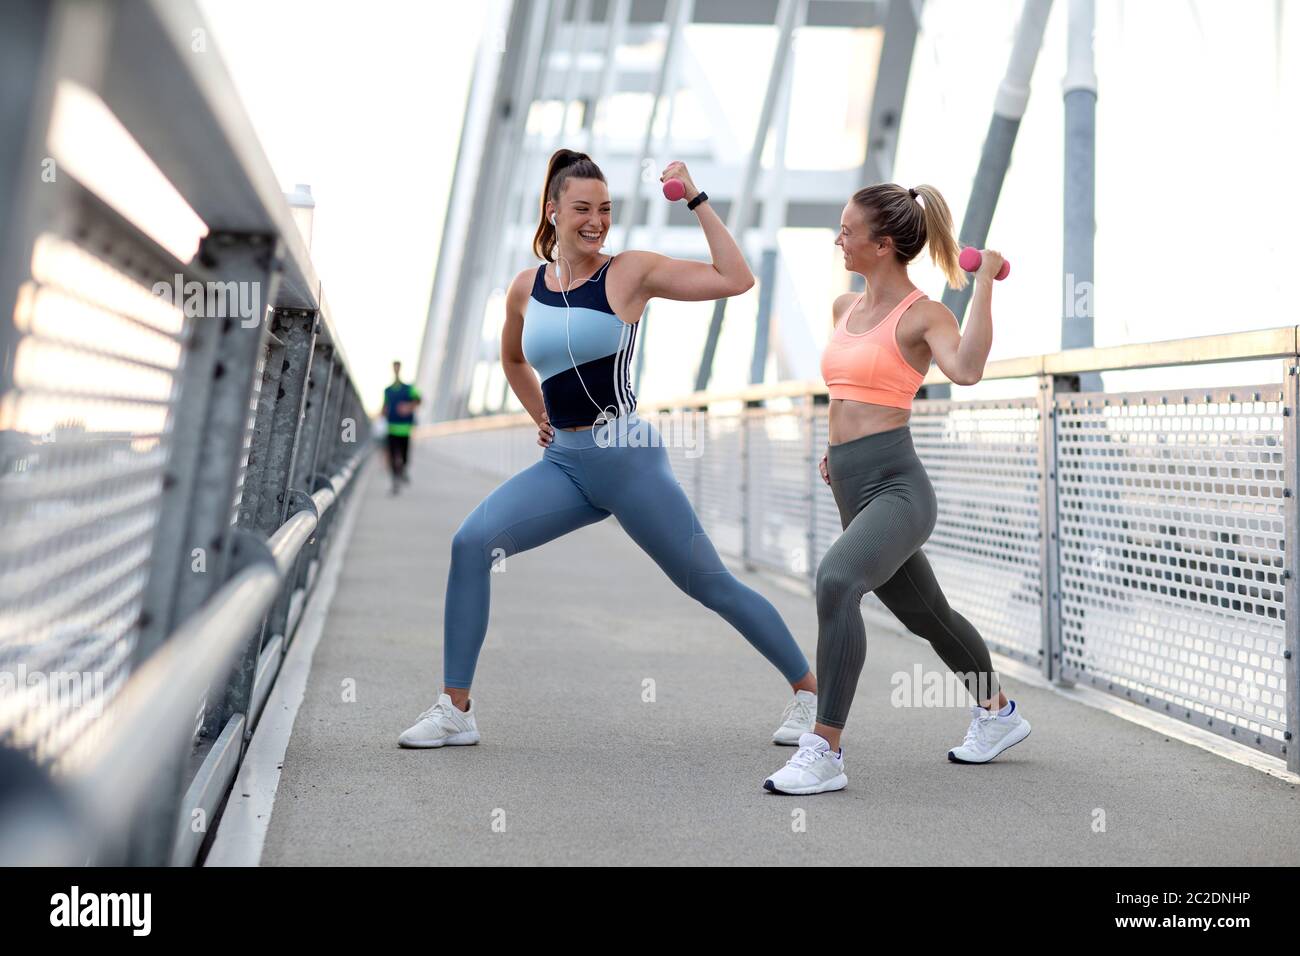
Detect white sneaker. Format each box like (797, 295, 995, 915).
(772, 689, 817, 745)
(398, 693, 480, 748)
(947, 700, 1031, 764)
(763, 732, 848, 795)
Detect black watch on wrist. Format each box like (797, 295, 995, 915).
(687, 190, 708, 211)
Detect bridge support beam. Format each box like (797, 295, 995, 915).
(1062, 0, 1101, 392)
(1037, 371, 1079, 686)
(1284, 358, 1299, 774)
(694, 0, 801, 392)
(930, 0, 1052, 401)
(130, 231, 282, 865)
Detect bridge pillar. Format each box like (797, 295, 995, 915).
(130, 231, 283, 865)
(1285, 358, 1299, 773)
(201, 308, 319, 753)
(1038, 371, 1080, 686)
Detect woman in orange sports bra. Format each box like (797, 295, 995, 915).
(763, 183, 1032, 796)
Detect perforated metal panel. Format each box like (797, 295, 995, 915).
(0, 231, 185, 769)
(696, 414, 743, 557)
(425, 424, 539, 483)
(909, 398, 1044, 664)
(1054, 386, 1288, 754)
(663, 412, 701, 507)
(746, 403, 814, 577)
(427, 378, 1294, 762)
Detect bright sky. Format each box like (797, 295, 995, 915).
(196, 0, 485, 413)
(896, 0, 1300, 397)
(194, 0, 1298, 412)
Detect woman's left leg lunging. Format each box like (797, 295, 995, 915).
(872, 548, 1000, 706)
(812, 491, 931, 729)
(869, 546, 1028, 765)
(765, 425, 1030, 793)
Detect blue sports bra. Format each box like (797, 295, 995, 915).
(521, 254, 638, 429)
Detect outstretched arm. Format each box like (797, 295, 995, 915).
(621, 161, 754, 302)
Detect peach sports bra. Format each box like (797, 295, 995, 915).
(820, 288, 928, 411)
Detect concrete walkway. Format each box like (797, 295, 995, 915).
(259, 441, 1300, 866)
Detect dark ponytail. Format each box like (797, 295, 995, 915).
(533, 148, 607, 262)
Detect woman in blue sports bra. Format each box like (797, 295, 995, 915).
(399, 149, 817, 750)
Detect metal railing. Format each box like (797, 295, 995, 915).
(0, 0, 372, 864)
(423, 327, 1300, 773)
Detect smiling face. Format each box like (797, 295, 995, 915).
(548, 177, 611, 257)
(834, 201, 890, 275)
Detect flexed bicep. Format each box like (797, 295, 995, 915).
(628, 250, 754, 302)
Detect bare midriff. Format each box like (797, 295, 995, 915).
(828, 398, 910, 445)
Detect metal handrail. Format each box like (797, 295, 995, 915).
(270, 511, 319, 578)
(10, 452, 367, 865)
(102, 0, 357, 381)
(0, 0, 378, 866)
(417, 323, 1300, 436)
(419, 323, 1299, 771)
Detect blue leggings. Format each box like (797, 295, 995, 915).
(442, 414, 810, 688)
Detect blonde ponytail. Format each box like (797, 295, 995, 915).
(911, 184, 966, 290)
(850, 182, 967, 290)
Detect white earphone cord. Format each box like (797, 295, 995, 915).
(555, 252, 618, 425)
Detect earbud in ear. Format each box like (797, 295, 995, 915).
(550, 213, 557, 226)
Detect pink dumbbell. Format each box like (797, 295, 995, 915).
(959, 247, 1010, 280)
(662, 179, 686, 201)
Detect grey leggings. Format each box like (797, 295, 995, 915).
(815, 425, 1000, 728)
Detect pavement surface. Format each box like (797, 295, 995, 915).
(260, 441, 1300, 866)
